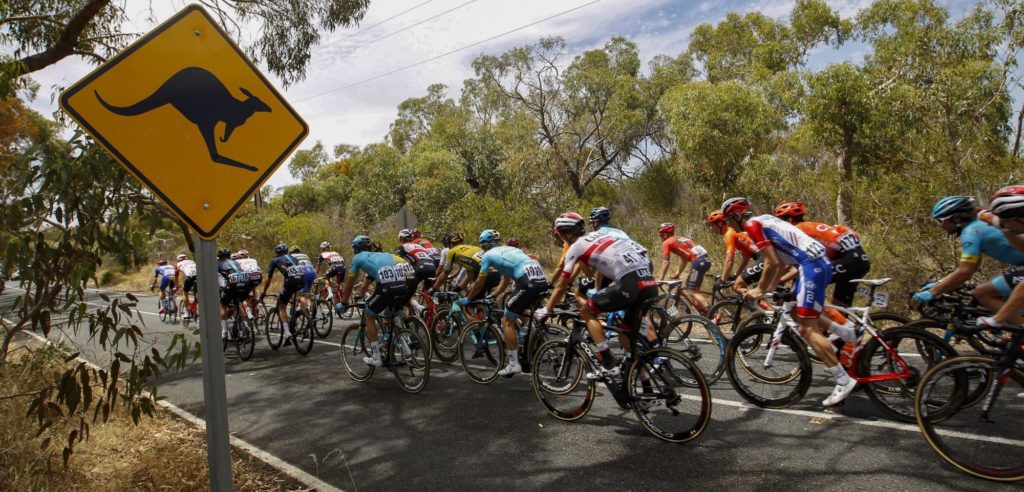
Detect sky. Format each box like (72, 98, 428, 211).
(22, 0, 984, 188)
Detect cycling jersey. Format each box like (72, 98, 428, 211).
(318, 251, 345, 269)
(597, 226, 630, 241)
(350, 251, 406, 285)
(443, 244, 484, 275)
(959, 220, 1024, 265)
(724, 228, 757, 260)
(411, 238, 442, 263)
(661, 235, 708, 262)
(562, 232, 652, 282)
(175, 260, 197, 278)
(155, 264, 176, 291)
(399, 243, 438, 269)
(236, 257, 262, 286)
(480, 246, 546, 282)
(744, 215, 827, 265)
(795, 222, 862, 259)
(217, 258, 250, 306)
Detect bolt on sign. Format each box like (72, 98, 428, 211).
(60, 4, 308, 239)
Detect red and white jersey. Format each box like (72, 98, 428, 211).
(400, 243, 435, 266)
(175, 260, 197, 277)
(743, 215, 827, 265)
(318, 251, 345, 268)
(562, 232, 651, 281)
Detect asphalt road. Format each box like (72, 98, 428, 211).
(2, 286, 1019, 491)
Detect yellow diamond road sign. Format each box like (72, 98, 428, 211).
(60, 4, 308, 239)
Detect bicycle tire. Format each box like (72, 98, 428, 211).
(525, 321, 570, 370)
(916, 356, 1024, 482)
(530, 339, 594, 421)
(868, 311, 911, 329)
(856, 327, 957, 422)
(627, 347, 712, 443)
(237, 316, 255, 361)
(402, 315, 432, 362)
(340, 325, 375, 381)
(660, 314, 726, 384)
(179, 299, 192, 328)
(726, 323, 812, 408)
(313, 300, 333, 338)
(901, 318, 991, 406)
(292, 311, 314, 355)
(265, 311, 284, 350)
(389, 327, 430, 393)
(458, 320, 505, 384)
(708, 298, 744, 337)
(430, 308, 462, 363)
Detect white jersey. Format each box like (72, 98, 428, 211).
(745, 214, 827, 265)
(175, 260, 197, 277)
(438, 247, 450, 268)
(562, 231, 651, 281)
(236, 258, 261, 273)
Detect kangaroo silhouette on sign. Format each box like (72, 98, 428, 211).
(95, 66, 271, 172)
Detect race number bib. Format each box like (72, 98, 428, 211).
(692, 245, 708, 257)
(523, 261, 545, 280)
(377, 265, 405, 284)
(228, 272, 249, 287)
(286, 265, 306, 278)
(836, 232, 861, 252)
(804, 241, 826, 259)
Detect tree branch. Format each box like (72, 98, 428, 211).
(11, 0, 114, 74)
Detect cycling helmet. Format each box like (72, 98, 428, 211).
(507, 237, 521, 248)
(352, 235, 372, 252)
(216, 248, 231, 258)
(990, 185, 1024, 218)
(478, 229, 501, 246)
(274, 243, 288, 255)
(412, 228, 422, 238)
(554, 212, 586, 235)
(706, 211, 726, 224)
(774, 201, 807, 220)
(369, 241, 382, 252)
(157, 258, 168, 265)
(442, 231, 463, 247)
(320, 241, 330, 249)
(931, 196, 976, 220)
(399, 229, 414, 242)
(721, 197, 752, 218)
(657, 223, 675, 235)
(176, 254, 187, 261)
(589, 207, 612, 226)
(236, 249, 249, 258)
(290, 246, 301, 254)
(230, 253, 240, 260)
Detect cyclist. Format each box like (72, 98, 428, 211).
(912, 196, 1024, 315)
(397, 231, 437, 312)
(549, 213, 583, 286)
(289, 246, 318, 299)
(507, 237, 539, 261)
(459, 229, 548, 377)
(707, 211, 760, 295)
(337, 235, 410, 366)
(534, 213, 659, 377)
(721, 197, 858, 407)
(150, 258, 177, 313)
(259, 244, 308, 345)
(174, 254, 197, 320)
(774, 202, 870, 308)
(976, 186, 1024, 328)
(657, 222, 711, 314)
(588, 207, 630, 239)
(216, 248, 253, 340)
(407, 229, 442, 264)
(431, 232, 498, 299)
(316, 241, 346, 304)
(235, 249, 262, 318)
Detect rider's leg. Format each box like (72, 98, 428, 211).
(973, 281, 1005, 314)
(988, 280, 1024, 324)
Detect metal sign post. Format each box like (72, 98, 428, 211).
(194, 236, 233, 490)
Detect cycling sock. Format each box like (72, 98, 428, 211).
(827, 364, 850, 385)
(829, 321, 859, 343)
(508, 351, 519, 366)
(409, 300, 424, 312)
(220, 320, 228, 337)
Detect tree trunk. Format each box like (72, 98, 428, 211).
(7, 0, 112, 75)
(836, 132, 854, 225)
(1013, 97, 1024, 159)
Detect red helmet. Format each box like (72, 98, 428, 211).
(657, 223, 675, 235)
(774, 201, 807, 219)
(721, 197, 752, 218)
(507, 237, 521, 248)
(990, 185, 1024, 218)
(706, 211, 726, 224)
(554, 212, 585, 230)
(412, 228, 422, 238)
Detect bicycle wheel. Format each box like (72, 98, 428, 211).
(530, 339, 594, 421)
(389, 327, 430, 393)
(708, 298, 743, 336)
(627, 347, 712, 443)
(525, 321, 570, 370)
(179, 299, 191, 328)
(663, 292, 693, 319)
(916, 356, 1024, 482)
(265, 311, 284, 350)
(661, 315, 726, 385)
(313, 300, 333, 338)
(856, 327, 957, 422)
(430, 308, 462, 363)
(237, 316, 255, 361)
(726, 323, 812, 408)
(900, 318, 989, 406)
(340, 325, 375, 381)
(458, 320, 505, 384)
(292, 311, 314, 355)
(868, 311, 910, 329)
(159, 299, 170, 324)
(402, 315, 432, 362)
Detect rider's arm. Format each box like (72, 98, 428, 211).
(751, 246, 783, 297)
(357, 276, 372, 298)
(259, 261, 275, 297)
(463, 273, 488, 300)
(732, 255, 750, 279)
(493, 276, 510, 297)
(543, 262, 582, 311)
(339, 274, 357, 304)
(930, 261, 980, 296)
(659, 255, 672, 280)
(673, 257, 689, 280)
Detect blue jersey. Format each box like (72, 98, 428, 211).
(960, 220, 1024, 265)
(480, 246, 544, 281)
(598, 226, 630, 241)
(265, 254, 305, 281)
(350, 251, 403, 283)
(745, 215, 828, 265)
(154, 264, 175, 279)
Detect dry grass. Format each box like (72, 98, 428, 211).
(0, 340, 308, 491)
(98, 267, 154, 293)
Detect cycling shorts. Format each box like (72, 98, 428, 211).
(324, 265, 346, 282)
(277, 277, 305, 307)
(686, 255, 712, 290)
(159, 277, 176, 292)
(220, 286, 249, 307)
(505, 276, 550, 319)
(301, 268, 316, 293)
(470, 270, 503, 301)
(587, 272, 659, 333)
(740, 258, 764, 285)
(183, 275, 197, 294)
(791, 258, 832, 319)
(366, 281, 409, 316)
(993, 265, 1024, 298)
(829, 247, 870, 306)
(246, 271, 263, 289)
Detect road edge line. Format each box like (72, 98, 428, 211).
(10, 323, 343, 492)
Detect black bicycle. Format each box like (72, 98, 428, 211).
(263, 292, 314, 355)
(339, 301, 431, 393)
(222, 296, 256, 361)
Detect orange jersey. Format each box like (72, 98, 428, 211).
(796, 222, 862, 258)
(724, 228, 757, 259)
(662, 236, 707, 262)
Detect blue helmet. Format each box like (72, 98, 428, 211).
(931, 196, 976, 220)
(352, 235, 372, 252)
(274, 243, 288, 255)
(479, 229, 501, 247)
(589, 207, 611, 225)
